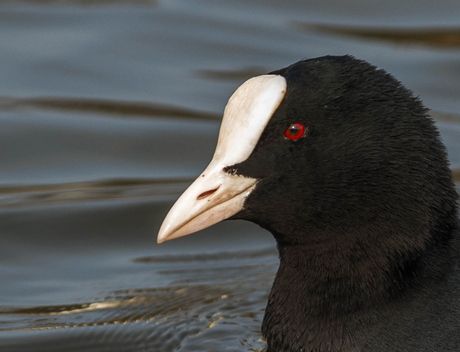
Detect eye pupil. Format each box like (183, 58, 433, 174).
(284, 123, 306, 140)
(289, 125, 299, 134)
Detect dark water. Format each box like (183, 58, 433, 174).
(0, 1, 459, 351)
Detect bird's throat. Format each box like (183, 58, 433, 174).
(261, 242, 418, 352)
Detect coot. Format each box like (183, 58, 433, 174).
(158, 56, 459, 352)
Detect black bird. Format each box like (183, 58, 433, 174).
(158, 56, 459, 352)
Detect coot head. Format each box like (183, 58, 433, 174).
(158, 56, 459, 351)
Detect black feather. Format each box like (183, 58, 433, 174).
(229, 56, 459, 351)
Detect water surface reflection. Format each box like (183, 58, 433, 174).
(0, 0, 459, 351)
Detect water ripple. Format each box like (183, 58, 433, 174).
(0, 178, 193, 208)
(1, 0, 157, 5)
(0, 262, 274, 351)
(293, 22, 460, 49)
(133, 247, 276, 264)
(194, 67, 268, 81)
(0, 97, 220, 121)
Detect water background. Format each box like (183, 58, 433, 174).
(1, 1, 460, 351)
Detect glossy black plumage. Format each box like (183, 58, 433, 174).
(227, 56, 459, 351)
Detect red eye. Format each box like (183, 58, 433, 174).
(284, 123, 306, 140)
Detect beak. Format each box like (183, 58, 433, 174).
(157, 74, 286, 243)
(157, 160, 257, 243)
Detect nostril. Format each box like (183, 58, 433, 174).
(197, 187, 219, 200)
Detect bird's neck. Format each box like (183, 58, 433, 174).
(261, 239, 444, 352)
